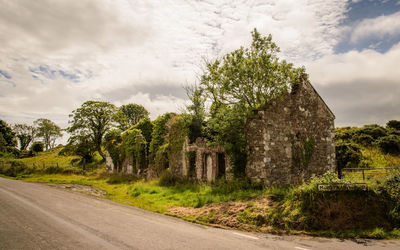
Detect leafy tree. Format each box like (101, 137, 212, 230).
(13, 124, 36, 151)
(63, 131, 96, 169)
(34, 118, 62, 151)
(199, 29, 304, 175)
(104, 129, 124, 171)
(115, 104, 149, 131)
(149, 113, 173, 163)
(132, 118, 153, 144)
(185, 85, 206, 142)
(67, 101, 117, 161)
(201, 29, 304, 111)
(0, 119, 16, 152)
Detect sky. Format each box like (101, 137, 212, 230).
(1, 0, 400, 144)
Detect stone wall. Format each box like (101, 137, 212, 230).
(172, 137, 233, 182)
(245, 80, 336, 186)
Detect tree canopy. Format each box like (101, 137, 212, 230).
(13, 123, 36, 151)
(0, 119, 16, 153)
(67, 101, 117, 161)
(197, 29, 306, 175)
(34, 118, 62, 151)
(115, 104, 149, 131)
(201, 28, 304, 111)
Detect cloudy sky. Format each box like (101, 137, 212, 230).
(1, 0, 400, 137)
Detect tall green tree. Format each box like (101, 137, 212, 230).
(34, 118, 62, 151)
(67, 101, 117, 161)
(199, 29, 305, 175)
(185, 84, 206, 142)
(0, 119, 16, 153)
(13, 124, 36, 151)
(115, 104, 149, 131)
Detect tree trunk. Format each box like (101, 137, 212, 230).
(98, 147, 106, 162)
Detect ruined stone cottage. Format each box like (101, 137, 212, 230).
(245, 78, 336, 186)
(169, 137, 233, 182)
(106, 78, 335, 186)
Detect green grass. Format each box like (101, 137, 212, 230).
(342, 146, 400, 183)
(0, 148, 105, 176)
(2, 172, 398, 239)
(15, 148, 80, 168)
(1, 146, 399, 239)
(13, 174, 264, 213)
(361, 147, 400, 169)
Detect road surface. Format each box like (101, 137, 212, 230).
(0, 177, 399, 250)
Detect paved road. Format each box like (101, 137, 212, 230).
(0, 177, 399, 250)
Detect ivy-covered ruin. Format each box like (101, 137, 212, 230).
(104, 29, 336, 186)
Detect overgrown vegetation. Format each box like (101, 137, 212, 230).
(1, 29, 400, 239)
(198, 29, 306, 176)
(335, 121, 400, 180)
(2, 167, 399, 238)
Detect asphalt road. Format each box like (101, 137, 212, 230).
(0, 177, 399, 250)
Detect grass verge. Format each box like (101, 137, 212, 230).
(1, 170, 399, 239)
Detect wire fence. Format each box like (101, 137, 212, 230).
(339, 168, 396, 183)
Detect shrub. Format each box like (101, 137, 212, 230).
(335, 140, 362, 171)
(376, 135, 400, 155)
(0, 161, 33, 177)
(31, 141, 44, 153)
(357, 124, 387, 140)
(354, 134, 374, 146)
(387, 120, 400, 131)
(334, 127, 358, 141)
(376, 169, 400, 225)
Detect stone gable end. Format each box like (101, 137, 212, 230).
(245, 80, 336, 186)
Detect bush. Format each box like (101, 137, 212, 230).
(376, 169, 400, 225)
(354, 134, 374, 146)
(335, 141, 362, 171)
(376, 135, 400, 155)
(357, 124, 387, 140)
(31, 141, 44, 153)
(387, 120, 400, 131)
(334, 127, 358, 141)
(0, 161, 33, 177)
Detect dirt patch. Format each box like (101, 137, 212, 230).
(303, 191, 393, 231)
(168, 196, 276, 232)
(46, 183, 106, 197)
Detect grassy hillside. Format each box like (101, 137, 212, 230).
(0, 147, 104, 176)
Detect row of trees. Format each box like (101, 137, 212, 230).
(0, 118, 62, 156)
(62, 29, 309, 176)
(99, 29, 306, 176)
(64, 103, 149, 163)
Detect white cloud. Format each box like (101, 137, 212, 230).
(350, 11, 400, 44)
(306, 43, 400, 85)
(305, 42, 400, 126)
(0, 0, 349, 129)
